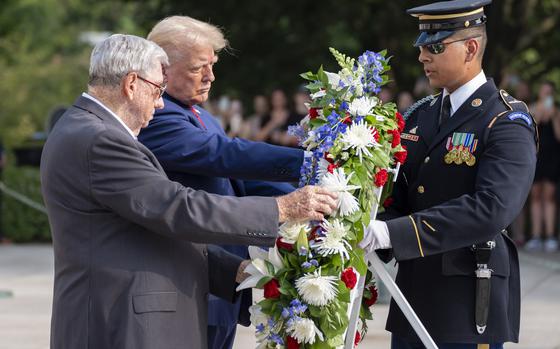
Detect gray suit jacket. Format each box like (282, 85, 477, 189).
(41, 96, 279, 349)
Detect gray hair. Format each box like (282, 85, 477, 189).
(89, 34, 169, 87)
(147, 16, 228, 64)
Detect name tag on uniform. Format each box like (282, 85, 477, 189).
(401, 133, 419, 142)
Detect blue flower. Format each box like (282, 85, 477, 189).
(310, 259, 319, 267)
(256, 323, 265, 333)
(301, 261, 312, 269)
(269, 333, 284, 345)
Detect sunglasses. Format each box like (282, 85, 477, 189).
(137, 75, 167, 98)
(422, 35, 482, 55)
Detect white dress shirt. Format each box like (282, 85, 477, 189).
(82, 92, 137, 140)
(442, 70, 487, 117)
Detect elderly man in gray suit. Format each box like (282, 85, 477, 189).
(40, 34, 336, 349)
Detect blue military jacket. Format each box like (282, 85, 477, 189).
(382, 79, 537, 344)
(138, 93, 303, 326)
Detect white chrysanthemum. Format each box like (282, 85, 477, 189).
(340, 120, 379, 162)
(279, 222, 310, 243)
(348, 96, 378, 116)
(312, 219, 351, 260)
(286, 317, 324, 344)
(236, 245, 284, 291)
(295, 270, 339, 306)
(320, 168, 360, 216)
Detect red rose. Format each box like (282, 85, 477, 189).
(374, 169, 388, 187)
(396, 111, 405, 132)
(309, 108, 319, 119)
(276, 237, 294, 251)
(383, 197, 394, 208)
(324, 152, 335, 164)
(263, 279, 281, 299)
(327, 163, 338, 173)
(354, 330, 361, 346)
(388, 129, 400, 148)
(287, 336, 299, 349)
(363, 285, 378, 307)
(341, 267, 357, 289)
(343, 115, 353, 124)
(394, 149, 407, 164)
(371, 128, 380, 142)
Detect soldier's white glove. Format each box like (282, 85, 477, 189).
(358, 220, 391, 254)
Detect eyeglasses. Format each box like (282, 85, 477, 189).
(422, 35, 482, 55)
(137, 75, 167, 98)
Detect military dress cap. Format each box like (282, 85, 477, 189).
(407, 0, 492, 47)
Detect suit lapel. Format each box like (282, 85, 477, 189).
(427, 80, 497, 154)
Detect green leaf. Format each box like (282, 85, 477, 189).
(309, 339, 333, 349)
(327, 334, 345, 347)
(349, 248, 367, 275)
(256, 276, 273, 288)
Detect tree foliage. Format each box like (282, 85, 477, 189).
(0, 0, 559, 146)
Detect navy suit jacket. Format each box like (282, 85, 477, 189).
(138, 93, 303, 326)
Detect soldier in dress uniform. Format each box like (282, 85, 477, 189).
(359, 1, 538, 348)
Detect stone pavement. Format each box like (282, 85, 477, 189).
(0, 244, 559, 349)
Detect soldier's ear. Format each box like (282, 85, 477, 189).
(465, 39, 479, 63)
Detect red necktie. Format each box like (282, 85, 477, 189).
(190, 106, 206, 129)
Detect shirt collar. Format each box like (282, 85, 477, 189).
(82, 92, 137, 140)
(443, 70, 486, 116)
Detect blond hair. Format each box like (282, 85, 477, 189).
(148, 16, 228, 63)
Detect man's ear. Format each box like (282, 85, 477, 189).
(465, 39, 479, 63)
(122, 73, 137, 100)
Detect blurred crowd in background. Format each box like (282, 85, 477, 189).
(201, 74, 560, 253)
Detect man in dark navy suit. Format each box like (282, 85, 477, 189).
(359, 1, 538, 348)
(138, 16, 306, 349)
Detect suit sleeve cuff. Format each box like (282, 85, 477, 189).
(207, 245, 245, 303)
(386, 215, 425, 261)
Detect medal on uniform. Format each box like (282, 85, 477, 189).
(445, 132, 478, 166)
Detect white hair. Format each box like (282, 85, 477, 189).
(148, 16, 228, 63)
(88, 34, 169, 87)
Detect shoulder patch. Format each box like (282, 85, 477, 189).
(507, 111, 532, 126)
(403, 93, 439, 121)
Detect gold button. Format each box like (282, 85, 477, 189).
(424, 156, 430, 163)
(417, 185, 425, 194)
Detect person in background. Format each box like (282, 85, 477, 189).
(257, 89, 290, 144)
(397, 91, 414, 114)
(241, 95, 270, 140)
(526, 81, 560, 252)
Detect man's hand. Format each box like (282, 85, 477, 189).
(236, 260, 252, 284)
(358, 220, 392, 254)
(276, 186, 337, 222)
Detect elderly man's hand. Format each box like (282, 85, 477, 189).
(276, 186, 337, 222)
